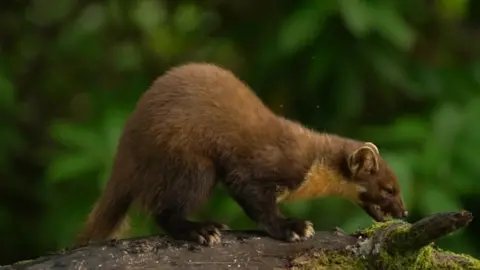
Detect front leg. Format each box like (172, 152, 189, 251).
(225, 181, 315, 242)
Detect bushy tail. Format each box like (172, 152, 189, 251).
(75, 182, 132, 246)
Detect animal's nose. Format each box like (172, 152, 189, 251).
(402, 210, 409, 218)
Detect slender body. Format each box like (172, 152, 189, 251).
(76, 63, 408, 246)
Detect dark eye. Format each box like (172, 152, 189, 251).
(384, 187, 395, 195)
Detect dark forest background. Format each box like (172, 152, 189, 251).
(2, 0, 480, 265)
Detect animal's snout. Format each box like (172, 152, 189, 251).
(393, 209, 408, 219)
(391, 200, 408, 219)
(381, 197, 408, 219)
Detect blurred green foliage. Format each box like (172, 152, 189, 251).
(1, 0, 480, 265)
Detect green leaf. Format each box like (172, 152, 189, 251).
(431, 103, 463, 151)
(369, 3, 415, 51)
(173, 3, 202, 33)
(77, 4, 106, 33)
(421, 103, 464, 183)
(101, 108, 128, 158)
(93, 108, 129, 186)
(50, 122, 101, 151)
(132, 0, 166, 33)
(338, 0, 371, 37)
(46, 153, 101, 183)
(278, 2, 337, 56)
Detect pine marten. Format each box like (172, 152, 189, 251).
(76, 62, 408, 246)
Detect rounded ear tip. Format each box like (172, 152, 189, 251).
(349, 144, 380, 174)
(364, 142, 379, 155)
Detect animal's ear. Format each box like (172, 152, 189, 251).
(364, 142, 379, 155)
(348, 143, 379, 176)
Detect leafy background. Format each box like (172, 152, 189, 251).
(2, 0, 480, 265)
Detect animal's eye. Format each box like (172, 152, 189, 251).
(384, 187, 395, 195)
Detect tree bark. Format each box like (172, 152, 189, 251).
(3, 211, 479, 270)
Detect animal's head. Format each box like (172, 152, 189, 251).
(346, 142, 408, 222)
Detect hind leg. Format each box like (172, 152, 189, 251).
(151, 158, 229, 245)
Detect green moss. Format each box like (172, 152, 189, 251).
(367, 220, 480, 270)
(376, 244, 480, 269)
(439, 250, 480, 269)
(357, 219, 402, 238)
(377, 244, 435, 270)
(289, 221, 480, 269)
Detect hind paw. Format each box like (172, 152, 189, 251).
(265, 218, 315, 242)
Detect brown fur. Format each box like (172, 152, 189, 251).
(75, 62, 407, 246)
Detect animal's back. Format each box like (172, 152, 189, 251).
(126, 63, 279, 158)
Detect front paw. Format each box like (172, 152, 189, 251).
(169, 221, 229, 246)
(190, 221, 230, 246)
(266, 218, 315, 242)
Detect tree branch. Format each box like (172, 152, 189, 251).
(387, 210, 473, 253)
(3, 211, 479, 270)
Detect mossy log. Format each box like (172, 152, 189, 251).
(2, 211, 478, 270)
